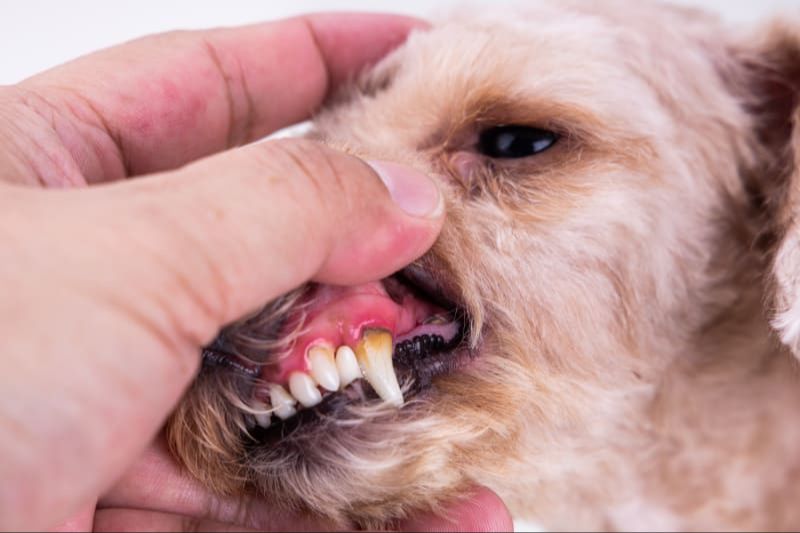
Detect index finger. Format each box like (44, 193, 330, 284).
(16, 13, 422, 183)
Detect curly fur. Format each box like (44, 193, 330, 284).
(167, 1, 800, 529)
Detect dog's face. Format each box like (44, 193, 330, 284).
(167, 1, 800, 528)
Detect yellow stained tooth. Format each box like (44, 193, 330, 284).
(355, 329, 404, 407)
(308, 345, 340, 392)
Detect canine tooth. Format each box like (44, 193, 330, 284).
(335, 345, 361, 388)
(252, 401, 271, 428)
(308, 345, 340, 391)
(355, 329, 404, 407)
(268, 384, 297, 419)
(288, 372, 322, 407)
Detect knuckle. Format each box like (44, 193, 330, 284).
(255, 138, 358, 201)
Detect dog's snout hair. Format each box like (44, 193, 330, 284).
(167, 2, 800, 529)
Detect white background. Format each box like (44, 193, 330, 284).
(1, 1, 797, 531)
(0, 0, 798, 84)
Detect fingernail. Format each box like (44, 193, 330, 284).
(367, 160, 443, 218)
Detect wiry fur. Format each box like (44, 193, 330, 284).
(167, 1, 800, 529)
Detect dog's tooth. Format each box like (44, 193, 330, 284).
(251, 401, 272, 428)
(355, 329, 404, 407)
(423, 313, 450, 325)
(288, 372, 322, 408)
(268, 384, 297, 419)
(308, 345, 340, 392)
(335, 345, 361, 388)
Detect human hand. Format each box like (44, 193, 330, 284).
(0, 12, 513, 532)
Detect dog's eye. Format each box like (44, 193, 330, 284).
(477, 125, 558, 158)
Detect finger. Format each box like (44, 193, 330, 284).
(70, 140, 445, 328)
(399, 487, 514, 532)
(93, 509, 259, 533)
(49, 502, 96, 532)
(98, 438, 335, 531)
(7, 13, 423, 184)
(0, 140, 443, 530)
(98, 438, 338, 531)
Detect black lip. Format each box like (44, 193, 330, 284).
(393, 328, 468, 390)
(201, 334, 260, 377)
(201, 346, 259, 377)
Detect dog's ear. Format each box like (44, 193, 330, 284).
(732, 19, 800, 354)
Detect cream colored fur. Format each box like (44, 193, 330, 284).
(167, 1, 800, 529)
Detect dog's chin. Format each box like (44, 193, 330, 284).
(166, 258, 506, 527)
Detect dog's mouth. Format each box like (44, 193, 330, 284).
(201, 265, 470, 435)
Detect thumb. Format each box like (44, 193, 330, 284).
(0, 139, 444, 531)
(40, 138, 445, 346)
(111, 138, 446, 329)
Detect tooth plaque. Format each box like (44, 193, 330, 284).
(355, 329, 404, 407)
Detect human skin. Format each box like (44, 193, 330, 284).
(0, 13, 513, 532)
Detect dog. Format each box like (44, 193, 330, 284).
(166, 1, 800, 529)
